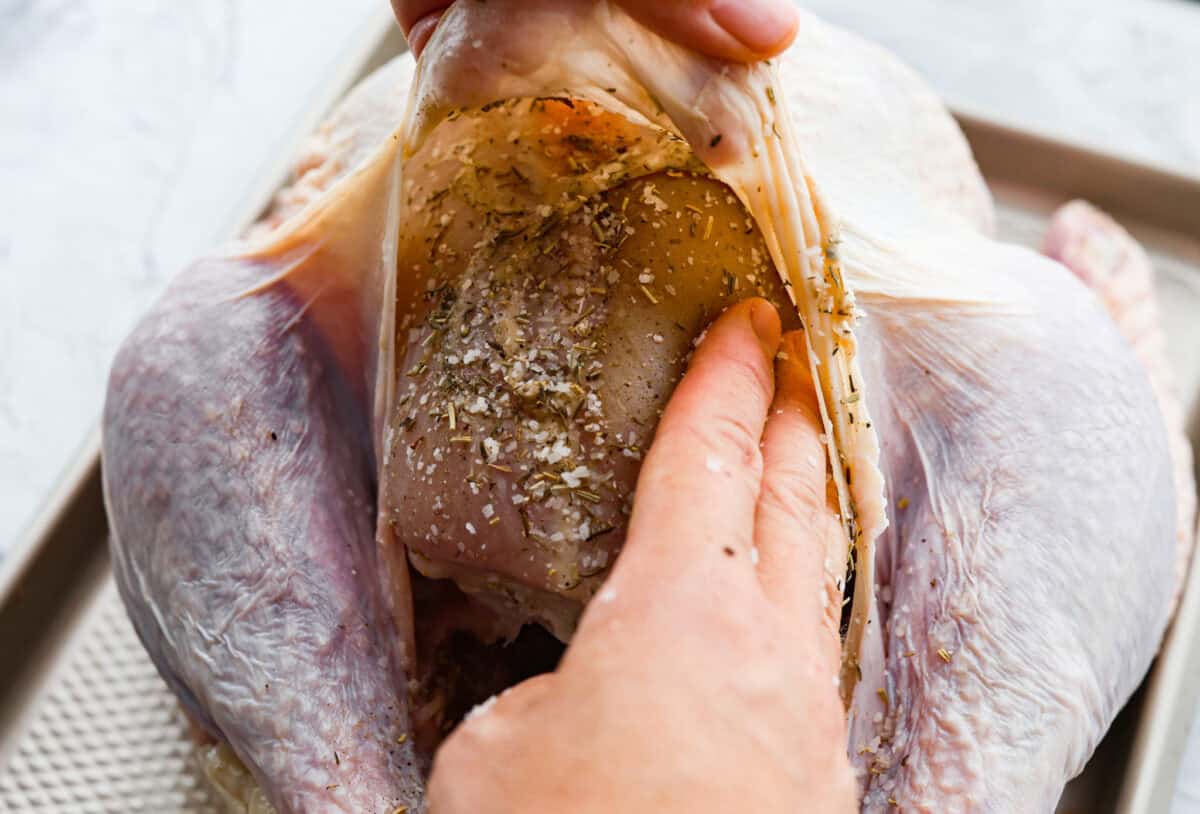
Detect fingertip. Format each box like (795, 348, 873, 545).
(710, 0, 800, 60)
(746, 298, 783, 363)
(689, 299, 780, 381)
(407, 12, 442, 58)
(774, 331, 820, 416)
(616, 0, 797, 64)
(777, 331, 808, 371)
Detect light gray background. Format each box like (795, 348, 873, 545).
(2, 0, 1198, 807)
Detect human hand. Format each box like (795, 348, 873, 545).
(426, 299, 856, 814)
(392, 0, 801, 62)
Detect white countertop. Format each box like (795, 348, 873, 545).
(2, 0, 1199, 808)
(0, 0, 389, 550)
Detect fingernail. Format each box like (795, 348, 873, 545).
(748, 299, 782, 360)
(711, 0, 800, 58)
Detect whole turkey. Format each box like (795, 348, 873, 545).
(102, 2, 1194, 812)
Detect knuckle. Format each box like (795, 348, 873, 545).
(759, 462, 826, 518)
(685, 587, 763, 641)
(715, 348, 774, 407)
(703, 409, 767, 470)
(652, 408, 765, 478)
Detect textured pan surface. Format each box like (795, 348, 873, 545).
(0, 580, 220, 812)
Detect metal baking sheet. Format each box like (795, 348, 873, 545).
(3, 19, 1199, 814)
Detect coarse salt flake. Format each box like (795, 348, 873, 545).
(482, 437, 501, 462)
(465, 694, 498, 722)
(561, 465, 591, 488)
(536, 439, 572, 464)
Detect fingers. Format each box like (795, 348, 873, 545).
(395, 0, 799, 63)
(755, 332, 845, 637)
(612, 299, 781, 593)
(615, 0, 800, 63)
(391, 0, 447, 56)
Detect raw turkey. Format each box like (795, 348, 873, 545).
(102, 2, 1194, 812)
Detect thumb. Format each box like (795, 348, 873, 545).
(391, 1, 447, 57)
(615, 0, 800, 63)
